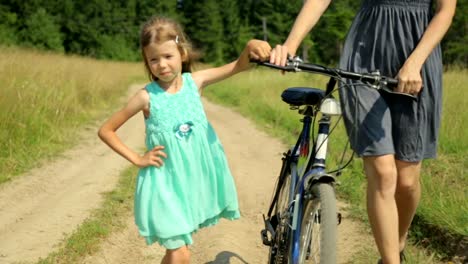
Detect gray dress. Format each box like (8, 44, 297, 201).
(339, 0, 442, 162)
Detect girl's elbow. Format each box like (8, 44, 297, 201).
(97, 126, 108, 141)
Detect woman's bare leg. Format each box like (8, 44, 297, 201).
(364, 154, 400, 264)
(395, 160, 422, 252)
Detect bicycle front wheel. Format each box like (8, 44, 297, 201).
(299, 183, 337, 264)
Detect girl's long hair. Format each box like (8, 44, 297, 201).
(139, 16, 199, 81)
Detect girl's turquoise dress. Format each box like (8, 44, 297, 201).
(135, 73, 240, 249)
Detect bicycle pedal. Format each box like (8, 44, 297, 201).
(263, 214, 277, 236)
(261, 229, 272, 246)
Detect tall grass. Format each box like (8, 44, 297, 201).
(421, 68, 467, 236)
(204, 66, 467, 256)
(0, 46, 145, 183)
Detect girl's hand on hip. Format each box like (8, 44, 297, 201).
(396, 63, 423, 96)
(137, 146, 167, 168)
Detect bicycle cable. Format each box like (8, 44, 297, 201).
(309, 71, 373, 175)
(308, 72, 353, 175)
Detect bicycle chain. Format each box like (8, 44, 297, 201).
(274, 218, 290, 264)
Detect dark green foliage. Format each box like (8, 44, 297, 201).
(0, 6, 18, 45)
(442, 0, 467, 66)
(183, 0, 224, 65)
(310, 1, 357, 65)
(96, 35, 139, 61)
(219, 0, 249, 61)
(251, 0, 301, 45)
(0, 0, 465, 65)
(20, 8, 64, 52)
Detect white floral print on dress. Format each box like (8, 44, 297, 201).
(174, 121, 194, 140)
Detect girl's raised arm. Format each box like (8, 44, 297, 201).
(191, 39, 271, 90)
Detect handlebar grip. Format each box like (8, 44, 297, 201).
(249, 58, 262, 63)
(250, 60, 297, 71)
(380, 78, 418, 100)
(385, 78, 398, 88)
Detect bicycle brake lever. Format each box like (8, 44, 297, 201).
(368, 72, 418, 100)
(286, 56, 303, 72)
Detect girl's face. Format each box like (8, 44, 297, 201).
(144, 40, 184, 84)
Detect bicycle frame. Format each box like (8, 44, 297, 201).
(258, 58, 407, 264)
(263, 78, 340, 264)
(293, 116, 334, 264)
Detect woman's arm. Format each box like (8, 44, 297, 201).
(397, 0, 457, 95)
(98, 89, 166, 167)
(270, 0, 332, 66)
(191, 39, 271, 90)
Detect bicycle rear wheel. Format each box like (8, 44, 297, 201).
(298, 183, 337, 264)
(268, 171, 292, 264)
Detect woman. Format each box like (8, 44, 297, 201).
(268, 0, 457, 263)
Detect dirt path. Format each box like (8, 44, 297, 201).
(0, 85, 372, 264)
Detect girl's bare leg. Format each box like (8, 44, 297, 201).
(364, 155, 400, 264)
(395, 160, 422, 252)
(161, 245, 190, 264)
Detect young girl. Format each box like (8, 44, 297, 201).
(98, 16, 270, 263)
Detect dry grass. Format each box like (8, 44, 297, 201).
(0, 46, 145, 182)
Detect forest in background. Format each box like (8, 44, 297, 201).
(0, 0, 466, 66)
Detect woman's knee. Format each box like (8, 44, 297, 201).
(395, 160, 421, 193)
(364, 155, 398, 194)
(396, 175, 420, 194)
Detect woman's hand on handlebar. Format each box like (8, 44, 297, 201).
(269, 44, 293, 67)
(396, 62, 423, 96)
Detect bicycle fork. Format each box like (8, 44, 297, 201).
(291, 114, 341, 264)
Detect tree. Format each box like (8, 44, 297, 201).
(0, 0, 464, 66)
(0, 4, 18, 45)
(135, 0, 181, 26)
(97, 35, 138, 61)
(310, 0, 357, 64)
(442, 0, 467, 66)
(183, 0, 224, 65)
(219, 0, 253, 61)
(20, 8, 63, 52)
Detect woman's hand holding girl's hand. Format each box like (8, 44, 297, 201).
(136, 146, 167, 168)
(246, 39, 271, 61)
(396, 61, 423, 96)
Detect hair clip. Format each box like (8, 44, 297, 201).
(175, 35, 179, 44)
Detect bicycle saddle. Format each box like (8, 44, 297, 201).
(281, 87, 325, 106)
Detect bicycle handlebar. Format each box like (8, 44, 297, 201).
(252, 58, 417, 99)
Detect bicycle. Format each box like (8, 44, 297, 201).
(257, 57, 414, 264)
